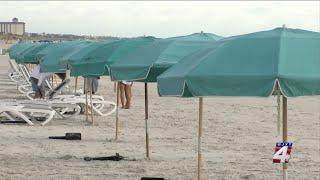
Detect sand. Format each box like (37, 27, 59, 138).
(0, 52, 319, 179)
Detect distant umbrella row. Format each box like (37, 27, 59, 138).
(8, 27, 320, 97)
(8, 32, 222, 79)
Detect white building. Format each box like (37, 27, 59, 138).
(0, 18, 25, 35)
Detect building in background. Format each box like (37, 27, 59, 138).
(0, 18, 25, 35)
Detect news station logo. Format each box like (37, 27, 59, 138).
(273, 142, 293, 163)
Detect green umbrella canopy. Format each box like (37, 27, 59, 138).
(157, 27, 320, 97)
(109, 32, 223, 82)
(61, 39, 120, 77)
(16, 43, 54, 64)
(8, 42, 37, 60)
(7, 43, 22, 58)
(39, 40, 92, 73)
(61, 39, 118, 71)
(68, 36, 158, 77)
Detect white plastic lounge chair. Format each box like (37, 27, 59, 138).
(0, 102, 55, 125)
(25, 79, 104, 101)
(1, 99, 81, 121)
(24, 79, 115, 118)
(46, 79, 116, 116)
(7, 60, 116, 119)
(62, 97, 116, 116)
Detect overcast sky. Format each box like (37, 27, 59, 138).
(0, 1, 319, 38)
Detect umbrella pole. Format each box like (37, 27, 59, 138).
(198, 97, 203, 180)
(282, 96, 288, 180)
(277, 94, 281, 137)
(74, 76, 78, 94)
(114, 82, 117, 93)
(145, 83, 150, 160)
(83, 77, 85, 94)
(115, 82, 120, 141)
(85, 78, 89, 122)
(54, 74, 57, 86)
(90, 88, 95, 125)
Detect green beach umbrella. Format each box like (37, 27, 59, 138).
(157, 27, 320, 180)
(8, 42, 36, 60)
(7, 42, 22, 58)
(109, 32, 222, 159)
(62, 39, 117, 77)
(67, 37, 157, 77)
(7, 42, 41, 80)
(110, 32, 223, 82)
(7, 42, 25, 59)
(16, 43, 53, 64)
(66, 36, 158, 141)
(39, 41, 92, 73)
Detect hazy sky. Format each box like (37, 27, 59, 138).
(0, 1, 319, 38)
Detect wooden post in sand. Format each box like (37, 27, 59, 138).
(282, 96, 288, 180)
(145, 83, 150, 160)
(115, 82, 120, 141)
(83, 77, 86, 94)
(277, 94, 281, 136)
(198, 97, 203, 180)
(276, 82, 282, 137)
(85, 78, 89, 122)
(74, 76, 78, 94)
(89, 84, 95, 126)
(54, 74, 57, 86)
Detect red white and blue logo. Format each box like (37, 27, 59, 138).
(273, 142, 293, 163)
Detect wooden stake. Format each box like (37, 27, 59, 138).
(85, 78, 89, 122)
(198, 97, 203, 180)
(74, 76, 78, 94)
(115, 82, 120, 141)
(90, 88, 95, 126)
(276, 82, 282, 137)
(83, 77, 86, 94)
(145, 83, 150, 160)
(282, 96, 288, 180)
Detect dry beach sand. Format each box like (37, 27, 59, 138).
(0, 53, 319, 179)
